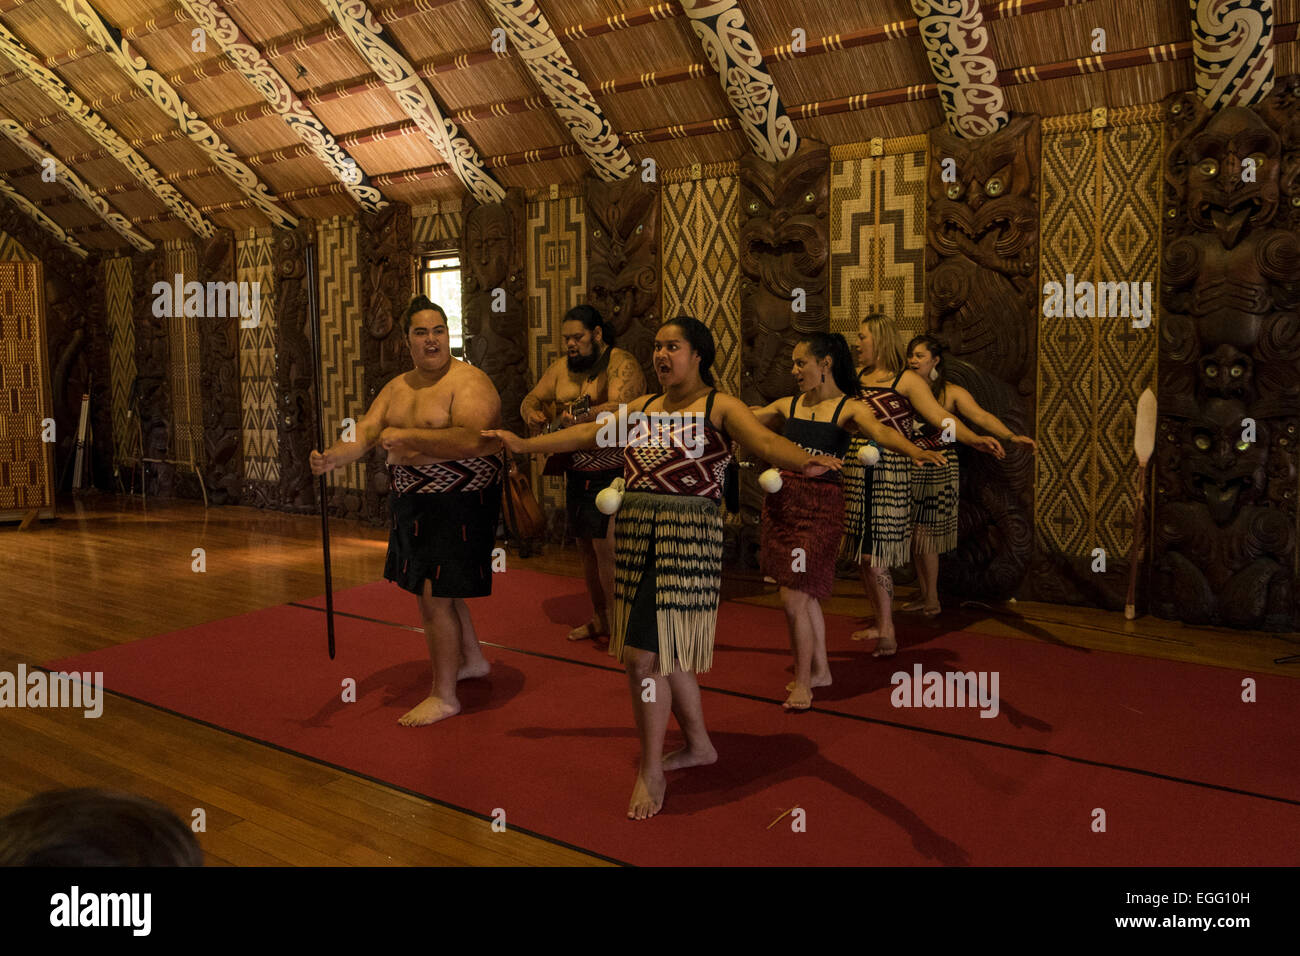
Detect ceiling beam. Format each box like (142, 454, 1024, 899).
(481, 0, 633, 181)
(679, 0, 798, 161)
(176, 0, 387, 212)
(910, 0, 1009, 137)
(0, 176, 89, 257)
(0, 16, 213, 237)
(316, 0, 505, 204)
(56, 0, 296, 227)
(1191, 0, 1275, 107)
(0, 115, 153, 250)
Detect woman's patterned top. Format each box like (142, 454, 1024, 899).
(858, 369, 913, 437)
(623, 391, 733, 503)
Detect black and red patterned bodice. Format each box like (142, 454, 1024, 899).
(859, 370, 914, 438)
(622, 392, 733, 502)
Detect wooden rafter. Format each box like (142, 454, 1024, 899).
(56, 0, 296, 227)
(0, 175, 88, 257)
(482, 0, 633, 181)
(1191, 0, 1275, 107)
(0, 15, 214, 237)
(175, 0, 387, 212)
(316, 0, 505, 204)
(679, 0, 798, 161)
(0, 114, 153, 251)
(911, 0, 1010, 138)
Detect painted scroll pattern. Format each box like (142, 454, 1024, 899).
(910, 0, 1009, 139)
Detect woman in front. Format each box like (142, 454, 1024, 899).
(750, 332, 945, 711)
(843, 314, 1005, 657)
(902, 333, 1037, 617)
(486, 316, 841, 820)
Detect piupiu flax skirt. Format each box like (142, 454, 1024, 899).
(760, 472, 844, 599)
(841, 437, 912, 568)
(912, 446, 959, 554)
(611, 491, 724, 676)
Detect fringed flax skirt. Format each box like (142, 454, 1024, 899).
(841, 437, 912, 568)
(611, 491, 724, 676)
(912, 447, 959, 554)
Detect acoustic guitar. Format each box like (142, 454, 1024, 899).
(540, 394, 592, 476)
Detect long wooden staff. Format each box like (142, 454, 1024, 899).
(1126, 388, 1157, 620)
(305, 242, 336, 659)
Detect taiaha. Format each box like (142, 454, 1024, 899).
(1125, 389, 1157, 621)
(305, 242, 336, 659)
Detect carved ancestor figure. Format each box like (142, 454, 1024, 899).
(925, 115, 1040, 600)
(586, 174, 660, 384)
(461, 190, 528, 435)
(739, 138, 830, 409)
(273, 224, 318, 514)
(1153, 81, 1300, 630)
(197, 230, 243, 505)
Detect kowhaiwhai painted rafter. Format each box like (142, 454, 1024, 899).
(317, 0, 504, 204)
(482, 0, 633, 181)
(176, 0, 388, 212)
(1191, 0, 1275, 107)
(0, 176, 89, 258)
(57, 0, 297, 228)
(0, 116, 154, 251)
(0, 18, 213, 237)
(910, 0, 1010, 138)
(680, 0, 797, 162)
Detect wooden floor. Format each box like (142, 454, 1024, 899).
(2, 492, 1296, 866)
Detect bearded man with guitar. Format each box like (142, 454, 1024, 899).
(520, 305, 645, 641)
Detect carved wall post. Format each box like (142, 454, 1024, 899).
(196, 229, 243, 504)
(272, 223, 319, 514)
(586, 174, 661, 384)
(461, 189, 528, 435)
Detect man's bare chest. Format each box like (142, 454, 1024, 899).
(386, 377, 454, 429)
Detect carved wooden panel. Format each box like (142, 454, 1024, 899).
(461, 189, 528, 435)
(273, 223, 318, 514)
(925, 115, 1040, 600)
(359, 201, 412, 525)
(1151, 79, 1300, 630)
(129, 248, 171, 496)
(196, 230, 242, 505)
(739, 138, 830, 408)
(586, 173, 660, 385)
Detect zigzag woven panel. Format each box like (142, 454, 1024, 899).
(1036, 129, 1099, 559)
(103, 256, 136, 465)
(878, 151, 928, 338)
(661, 176, 741, 395)
(413, 210, 464, 254)
(1035, 123, 1162, 561)
(236, 233, 278, 484)
(0, 230, 35, 262)
(526, 195, 586, 516)
(829, 156, 880, 338)
(317, 217, 365, 492)
(0, 260, 53, 515)
(164, 240, 205, 469)
(1094, 122, 1160, 559)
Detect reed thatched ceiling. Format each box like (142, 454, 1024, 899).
(0, 0, 1292, 252)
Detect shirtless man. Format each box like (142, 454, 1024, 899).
(311, 295, 503, 726)
(520, 305, 645, 641)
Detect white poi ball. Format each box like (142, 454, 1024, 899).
(858, 443, 881, 466)
(758, 468, 783, 493)
(595, 477, 625, 515)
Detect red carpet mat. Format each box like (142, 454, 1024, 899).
(50, 570, 1300, 866)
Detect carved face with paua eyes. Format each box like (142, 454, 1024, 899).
(1174, 398, 1268, 526)
(1200, 343, 1253, 401)
(928, 115, 1037, 267)
(1181, 107, 1280, 248)
(739, 140, 830, 404)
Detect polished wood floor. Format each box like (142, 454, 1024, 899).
(2, 492, 1296, 866)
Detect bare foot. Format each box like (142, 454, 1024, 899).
(786, 671, 831, 691)
(902, 600, 941, 616)
(663, 744, 717, 771)
(627, 769, 666, 820)
(398, 695, 460, 726)
(872, 635, 898, 658)
(567, 617, 609, 642)
(783, 685, 812, 711)
(851, 626, 881, 642)
(456, 658, 491, 680)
